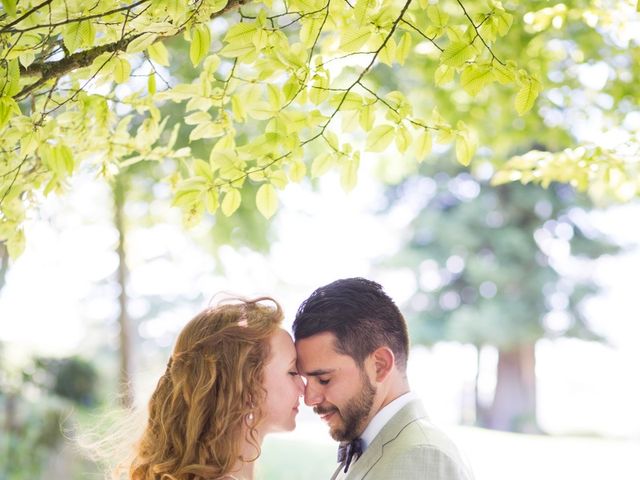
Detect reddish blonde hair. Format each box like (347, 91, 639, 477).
(129, 297, 282, 480)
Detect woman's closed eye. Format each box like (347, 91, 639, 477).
(318, 378, 330, 385)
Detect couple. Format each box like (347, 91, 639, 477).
(127, 278, 473, 480)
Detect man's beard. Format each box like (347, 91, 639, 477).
(315, 371, 376, 442)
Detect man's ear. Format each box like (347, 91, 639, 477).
(371, 347, 395, 382)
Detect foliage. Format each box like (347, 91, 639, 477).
(0, 0, 536, 256)
(387, 159, 618, 348)
(0, 351, 99, 478)
(30, 356, 99, 407)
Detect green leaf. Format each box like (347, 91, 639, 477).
(340, 152, 360, 192)
(190, 121, 225, 141)
(441, 41, 474, 67)
(127, 33, 159, 53)
(148, 73, 157, 94)
(494, 10, 513, 36)
(379, 38, 396, 66)
(205, 188, 219, 214)
(267, 84, 285, 110)
(5, 59, 20, 96)
(147, 42, 170, 66)
(193, 158, 213, 181)
(113, 57, 131, 84)
(300, 15, 323, 48)
(2, 0, 17, 17)
(256, 183, 278, 219)
(289, 159, 307, 182)
(231, 94, 247, 122)
(490, 169, 519, 187)
(62, 22, 84, 53)
(190, 24, 211, 67)
(57, 144, 74, 174)
(340, 27, 372, 52)
(221, 188, 242, 216)
(79, 21, 96, 46)
(494, 61, 516, 85)
(455, 123, 477, 166)
(324, 131, 339, 151)
(7, 229, 25, 258)
(359, 103, 375, 131)
(269, 169, 288, 189)
(366, 125, 395, 152)
(414, 129, 432, 162)
(0, 96, 20, 130)
(311, 153, 334, 177)
(341, 109, 360, 133)
(460, 64, 494, 96)
(515, 76, 541, 116)
(427, 5, 449, 27)
(221, 22, 258, 58)
(354, 0, 374, 26)
(434, 64, 455, 86)
(395, 125, 412, 153)
(396, 32, 412, 65)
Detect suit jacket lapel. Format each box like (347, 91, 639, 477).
(343, 399, 428, 480)
(330, 462, 345, 480)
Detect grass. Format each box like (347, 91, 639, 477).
(257, 421, 640, 480)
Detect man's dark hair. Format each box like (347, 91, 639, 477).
(293, 277, 409, 370)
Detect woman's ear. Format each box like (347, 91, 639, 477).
(371, 347, 395, 383)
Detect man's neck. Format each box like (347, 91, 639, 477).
(377, 374, 411, 414)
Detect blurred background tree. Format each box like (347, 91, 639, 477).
(384, 159, 618, 433)
(0, 351, 99, 479)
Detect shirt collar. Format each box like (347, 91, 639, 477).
(359, 391, 417, 451)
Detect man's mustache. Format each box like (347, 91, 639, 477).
(314, 405, 338, 415)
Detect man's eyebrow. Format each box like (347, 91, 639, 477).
(304, 369, 335, 376)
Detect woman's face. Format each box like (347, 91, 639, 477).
(261, 328, 305, 433)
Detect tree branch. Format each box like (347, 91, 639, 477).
(2, 0, 150, 34)
(14, 0, 251, 99)
(0, 0, 54, 32)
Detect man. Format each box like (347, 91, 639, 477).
(293, 277, 473, 480)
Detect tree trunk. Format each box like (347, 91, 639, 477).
(0, 242, 8, 291)
(114, 175, 133, 407)
(486, 343, 539, 433)
(473, 344, 487, 427)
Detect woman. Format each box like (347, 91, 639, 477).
(126, 296, 304, 480)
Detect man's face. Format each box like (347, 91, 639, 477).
(296, 332, 377, 441)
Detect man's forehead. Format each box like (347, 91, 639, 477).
(295, 331, 339, 354)
(295, 332, 354, 371)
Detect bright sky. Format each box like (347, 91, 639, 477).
(1, 168, 639, 438)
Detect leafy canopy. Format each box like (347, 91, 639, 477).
(1, 0, 635, 258)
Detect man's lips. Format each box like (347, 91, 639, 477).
(317, 409, 338, 422)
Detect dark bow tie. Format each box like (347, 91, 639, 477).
(337, 438, 363, 474)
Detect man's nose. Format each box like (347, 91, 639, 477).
(304, 382, 323, 406)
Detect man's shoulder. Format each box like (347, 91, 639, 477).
(385, 416, 462, 459)
(373, 417, 473, 479)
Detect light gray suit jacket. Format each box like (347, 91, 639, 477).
(330, 399, 473, 480)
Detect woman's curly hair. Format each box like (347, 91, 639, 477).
(128, 297, 283, 480)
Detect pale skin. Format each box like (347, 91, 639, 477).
(296, 331, 410, 439)
(223, 328, 304, 480)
